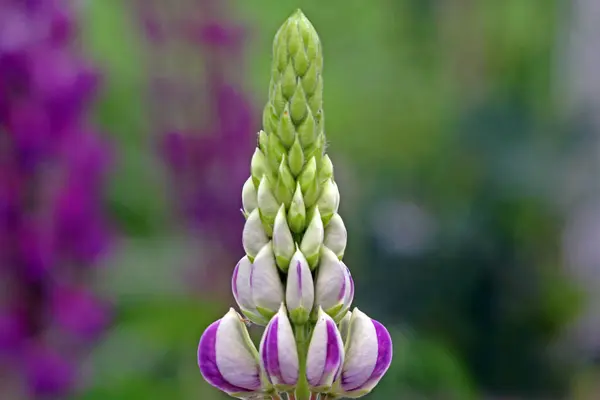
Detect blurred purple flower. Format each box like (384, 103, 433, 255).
(0, 0, 112, 398)
(142, 1, 256, 270)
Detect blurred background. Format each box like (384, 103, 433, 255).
(1, 0, 600, 398)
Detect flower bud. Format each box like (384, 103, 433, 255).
(332, 308, 393, 398)
(275, 157, 295, 207)
(242, 176, 258, 215)
(250, 148, 268, 188)
(319, 154, 334, 182)
(257, 176, 280, 228)
(324, 213, 347, 259)
(306, 308, 344, 392)
(299, 206, 324, 269)
(287, 183, 306, 234)
(242, 209, 269, 261)
(298, 156, 317, 194)
(288, 136, 305, 177)
(251, 243, 284, 320)
(198, 308, 266, 397)
(338, 311, 352, 343)
(315, 247, 354, 320)
(273, 205, 295, 271)
(285, 249, 314, 324)
(317, 178, 340, 226)
(232, 256, 269, 325)
(259, 305, 299, 390)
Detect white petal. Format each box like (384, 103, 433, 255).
(242, 177, 258, 214)
(324, 213, 347, 258)
(306, 311, 329, 384)
(251, 243, 284, 314)
(257, 176, 279, 219)
(341, 309, 378, 390)
(276, 309, 299, 384)
(243, 209, 269, 259)
(315, 247, 346, 312)
(286, 249, 314, 312)
(215, 309, 261, 389)
(232, 256, 255, 311)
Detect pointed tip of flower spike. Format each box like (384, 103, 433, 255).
(333, 308, 393, 398)
(198, 309, 265, 397)
(306, 307, 345, 392)
(259, 304, 299, 390)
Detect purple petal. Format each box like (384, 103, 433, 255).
(198, 320, 254, 394)
(367, 320, 393, 382)
(296, 261, 303, 292)
(263, 317, 281, 382)
(325, 319, 343, 381)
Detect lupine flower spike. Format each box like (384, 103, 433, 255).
(198, 9, 392, 399)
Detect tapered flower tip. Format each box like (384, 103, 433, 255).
(198, 308, 264, 397)
(231, 256, 269, 325)
(259, 305, 299, 389)
(306, 308, 345, 391)
(335, 308, 393, 398)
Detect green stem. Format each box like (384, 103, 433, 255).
(295, 324, 311, 400)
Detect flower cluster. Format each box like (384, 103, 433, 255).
(198, 10, 392, 400)
(0, 0, 111, 397)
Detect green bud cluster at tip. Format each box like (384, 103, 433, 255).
(250, 9, 333, 237)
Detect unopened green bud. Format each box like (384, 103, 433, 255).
(258, 130, 269, 154)
(273, 204, 295, 271)
(319, 154, 333, 183)
(267, 132, 286, 171)
(300, 206, 324, 269)
(288, 136, 305, 177)
(297, 108, 317, 147)
(278, 106, 296, 148)
(257, 176, 279, 227)
(290, 84, 308, 124)
(299, 157, 317, 193)
(276, 157, 295, 207)
(316, 178, 339, 226)
(288, 183, 306, 234)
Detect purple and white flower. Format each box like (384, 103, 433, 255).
(306, 308, 345, 392)
(198, 308, 267, 397)
(315, 246, 354, 321)
(285, 249, 314, 324)
(259, 305, 299, 390)
(251, 242, 285, 320)
(332, 308, 393, 398)
(231, 256, 269, 325)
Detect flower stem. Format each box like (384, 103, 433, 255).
(288, 392, 297, 400)
(294, 324, 311, 400)
(309, 393, 319, 400)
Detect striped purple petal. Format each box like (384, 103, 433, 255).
(198, 310, 263, 395)
(339, 309, 393, 396)
(259, 306, 299, 388)
(306, 308, 344, 390)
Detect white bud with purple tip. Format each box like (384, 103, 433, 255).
(272, 204, 295, 271)
(198, 308, 268, 398)
(306, 308, 345, 392)
(231, 256, 269, 326)
(315, 247, 354, 321)
(251, 243, 285, 320)
(324, 213, 347, 259)
(332, 308, 393, 398)
(259, 305, 299, 391)
(243, 209, 269, 260)
(285, 249, 314, 324)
